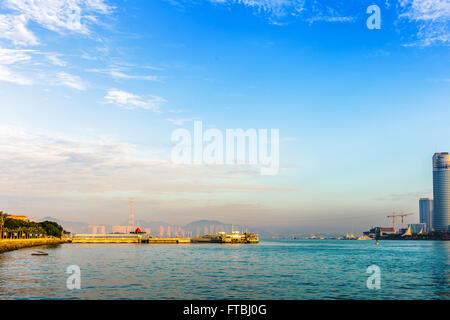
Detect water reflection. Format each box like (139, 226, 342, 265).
(431, 241, 450, 299)
(0, 241, 448, 299)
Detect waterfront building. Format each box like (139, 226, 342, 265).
(408, 223, 427, 234)
(8, 215, 30, 222)
(379, 227, 395, 236)
(432, 153, 450, 232)
(419, 198, 433, 231)
(363, 227, 395, 238)
(89, 225, 106, 234)
(112, 225, 136, 234)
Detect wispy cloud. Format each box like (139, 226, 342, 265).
(0, 65, 33, 85)
(0, 47, 34, 65)
(0, 125, 291, 199)
(166, 118, 193, 126)
(104, 89, 166, 111)
(108, 70, 160, 81)
(0, 13, 39, 46)
(0, 47, 34, 85)
(1, 0, 113, 45)
(46, 53, 67, 67)
(0, 47, 87, 89)
(0, 1, 113, 89)
(171, 0, 355, 24)
(56, 72, 87, 90)
(88, 67, 161, 81)
(398, 0, 450, 46)
(209, 0, 306, 18)
(169, 0, 448, 46)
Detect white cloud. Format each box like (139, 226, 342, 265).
(88, 67, 161, 81)
(0, 47, 89, 89)
(56, 72, 86, 90)
(104, 89, 166, 111)
(0, 47, 34, 65)
(166, 118, 193, 126)
(0, 47, 34, 85)
(0, 125, 288, 199)
(47, 53, 67, 66)
(170, 0, 448, 46)
(0, 14, 39, 46)
(172, 0, 356, 25)
(399, 0, 450, 21)
(209, 0, 306, 17)
(109, 70, 160, 81)
(0, 0, 113, 45)
(306, 15, 355, 24)
(399, 0, 450, 46)
(0, 65, 33, 85)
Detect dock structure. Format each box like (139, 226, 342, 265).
(143, 237, 191, 244)
(70, 234, 142, 243)
(191, 231, 259, 244)
(69, 234, 191, 244)
(69, 231, 258, 244)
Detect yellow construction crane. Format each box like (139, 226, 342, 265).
(387, 212, 413, 233)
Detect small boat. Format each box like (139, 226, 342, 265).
(31, 251, 48, 256)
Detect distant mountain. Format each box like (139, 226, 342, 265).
(183, 220, 243, 236)
(37, 216, 91, 234)
(184, 220, 225, 228)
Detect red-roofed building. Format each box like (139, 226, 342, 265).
(8, 215, 29, 222)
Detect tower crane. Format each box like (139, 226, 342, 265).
(387, 212, 413, 233)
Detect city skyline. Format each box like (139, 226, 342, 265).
(0, 1, 449, 232)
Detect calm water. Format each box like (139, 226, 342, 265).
(0, 240, 448, 299)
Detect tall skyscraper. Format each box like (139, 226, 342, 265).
(419, 198, 433, 232)
(432, 152, 450, 232)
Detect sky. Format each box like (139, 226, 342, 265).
(0, 0, 449, 233)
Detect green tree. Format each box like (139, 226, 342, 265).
(0, 211, 6, 239)
(1, 214, 64, 238)
(39, 221, 64, 238)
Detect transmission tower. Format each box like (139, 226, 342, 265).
(129, 198, 134, 226)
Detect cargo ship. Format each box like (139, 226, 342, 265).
(192, 231, 259, 244)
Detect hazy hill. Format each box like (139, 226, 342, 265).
(37, 216, 92, 234)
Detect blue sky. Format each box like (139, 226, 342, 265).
(0, 0, 449, 233)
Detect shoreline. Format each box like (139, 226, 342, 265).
(0, 238, 68, 254)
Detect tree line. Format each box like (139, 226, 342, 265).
(0, 211, 67, 239)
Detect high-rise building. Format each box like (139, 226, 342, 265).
(89, 225, 106, 234)
(432, 152, 450, 232)
(112, 225, 136, 234)
(419, 198, 433, 232)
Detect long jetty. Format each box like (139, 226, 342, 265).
(69, 232, 259, 244)
(70, 234, 191, 244)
